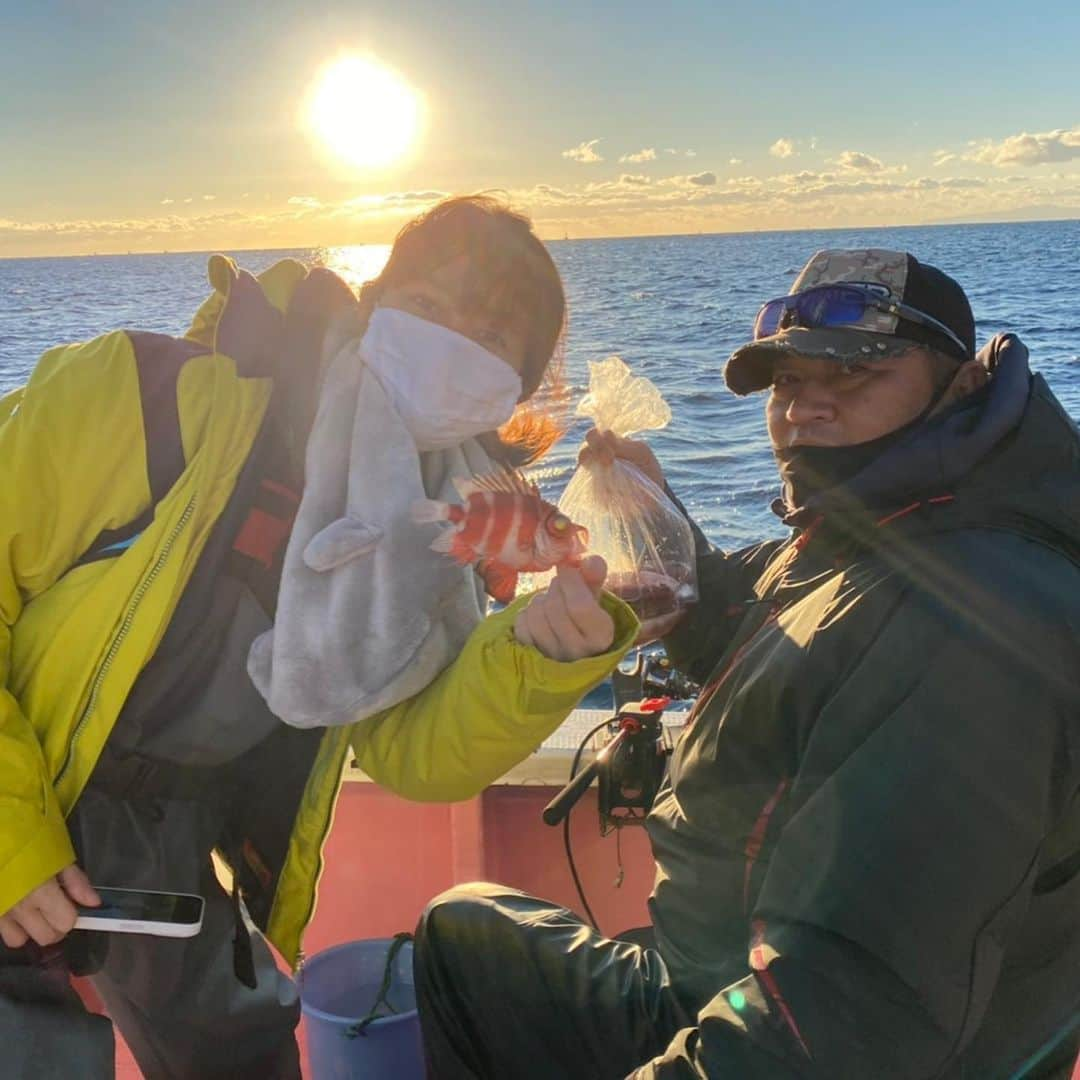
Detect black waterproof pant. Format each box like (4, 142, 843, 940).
(0, 787, 302, 1080)
(73, 787, 302, 1080)
(0, 943, 116, 1079)
(414, 883, 694, 1079)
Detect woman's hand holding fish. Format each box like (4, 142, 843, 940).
(578, 429, 665, 489)
(514, 556, 615, 661)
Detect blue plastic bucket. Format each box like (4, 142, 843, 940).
(300, 938, 425, 1079)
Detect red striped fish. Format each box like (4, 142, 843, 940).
(412, 471, 589, 603)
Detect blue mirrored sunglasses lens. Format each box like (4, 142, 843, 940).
(754, 299, 785, 338)
(753, 286, 871, 340)
(799, 286, 867, 324)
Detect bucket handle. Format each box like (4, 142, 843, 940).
(345, 932, 415, 1038)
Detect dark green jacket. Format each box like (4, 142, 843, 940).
(639, 335, 1080, 1079)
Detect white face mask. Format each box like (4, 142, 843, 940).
(359, 307, 524, 452)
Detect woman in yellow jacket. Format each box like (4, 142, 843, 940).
(0, 195, 636, 1078)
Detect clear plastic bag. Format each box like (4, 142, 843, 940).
(560, 356, 697, 644)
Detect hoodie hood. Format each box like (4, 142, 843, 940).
(775, 333, 1080, 560)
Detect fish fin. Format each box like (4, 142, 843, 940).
(429, 527, 458, 555)
(455, 468, 538, 500)
(478, 559, 519, 605)
(411, 498, 451, 524)
(452, 475, 478, 500)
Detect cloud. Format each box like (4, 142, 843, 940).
(202, 195, 216, 201)
(836, 150, 885, 173)
(789, 170, 827, 184)
(381, 190, 447, 203)
(0, 188, 455, 253)
(780, 178, 905, 200)
(504, 169, 1080, 236)
(770, 138, 796, 159)
(531, 184, 577, 201)
(729, 158, 743, 166)
(160, 198, 174, 205)
(9, 166, 1080, 258)
(0, 208, 251, 240)
(685, 149, 697, 158)
(974, 126, 1080, 166)
(936, 176, 988, 189)
(339, 190, 448, 214)
(562, 138, 604, 163)
(649, 172, 721, 194)
(619, 147, 656, 163)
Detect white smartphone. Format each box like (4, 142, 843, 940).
(74, 887, 205, 938)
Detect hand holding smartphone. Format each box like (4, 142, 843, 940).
(74, 887, 205, 938)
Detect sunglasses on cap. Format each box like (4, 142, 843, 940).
(753, 283, 970, 360)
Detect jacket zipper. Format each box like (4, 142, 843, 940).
(291, 734, 347, 973)
(55, 496, 196, 789)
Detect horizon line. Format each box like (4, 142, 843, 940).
(3, 213, 1078, 262)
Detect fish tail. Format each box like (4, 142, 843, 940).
(430, 526, 477, 565)
(449, 530, 479, 564)
(430, 527, 458, 555)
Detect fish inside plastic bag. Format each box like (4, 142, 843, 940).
(553, 356, 697, 644)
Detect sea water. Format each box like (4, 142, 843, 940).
(3, 220, 1079, 550)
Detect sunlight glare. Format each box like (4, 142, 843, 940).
(307, 55, 421, 170)
(316, 244, 392, 290)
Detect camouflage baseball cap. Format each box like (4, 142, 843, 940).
(724, 249, 976, 395)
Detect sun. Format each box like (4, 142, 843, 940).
(306, 55, 422, 170)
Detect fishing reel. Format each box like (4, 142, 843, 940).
(595, 698, 674, 833)
(612, 649, 700, 712)
(543, 651, 699, 834)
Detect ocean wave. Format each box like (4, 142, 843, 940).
(4, 223, 1080, 543)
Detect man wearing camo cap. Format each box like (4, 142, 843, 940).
(412, 249, 1080, 1079)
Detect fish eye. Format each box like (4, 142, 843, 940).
(549, 514, 570, 533)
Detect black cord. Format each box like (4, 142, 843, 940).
(563, 717, 612, 932)
(345, 932, 415, 1038)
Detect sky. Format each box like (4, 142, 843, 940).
(3, 0, 1080, 256)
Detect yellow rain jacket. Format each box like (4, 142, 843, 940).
(0, 256, 637, 965)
